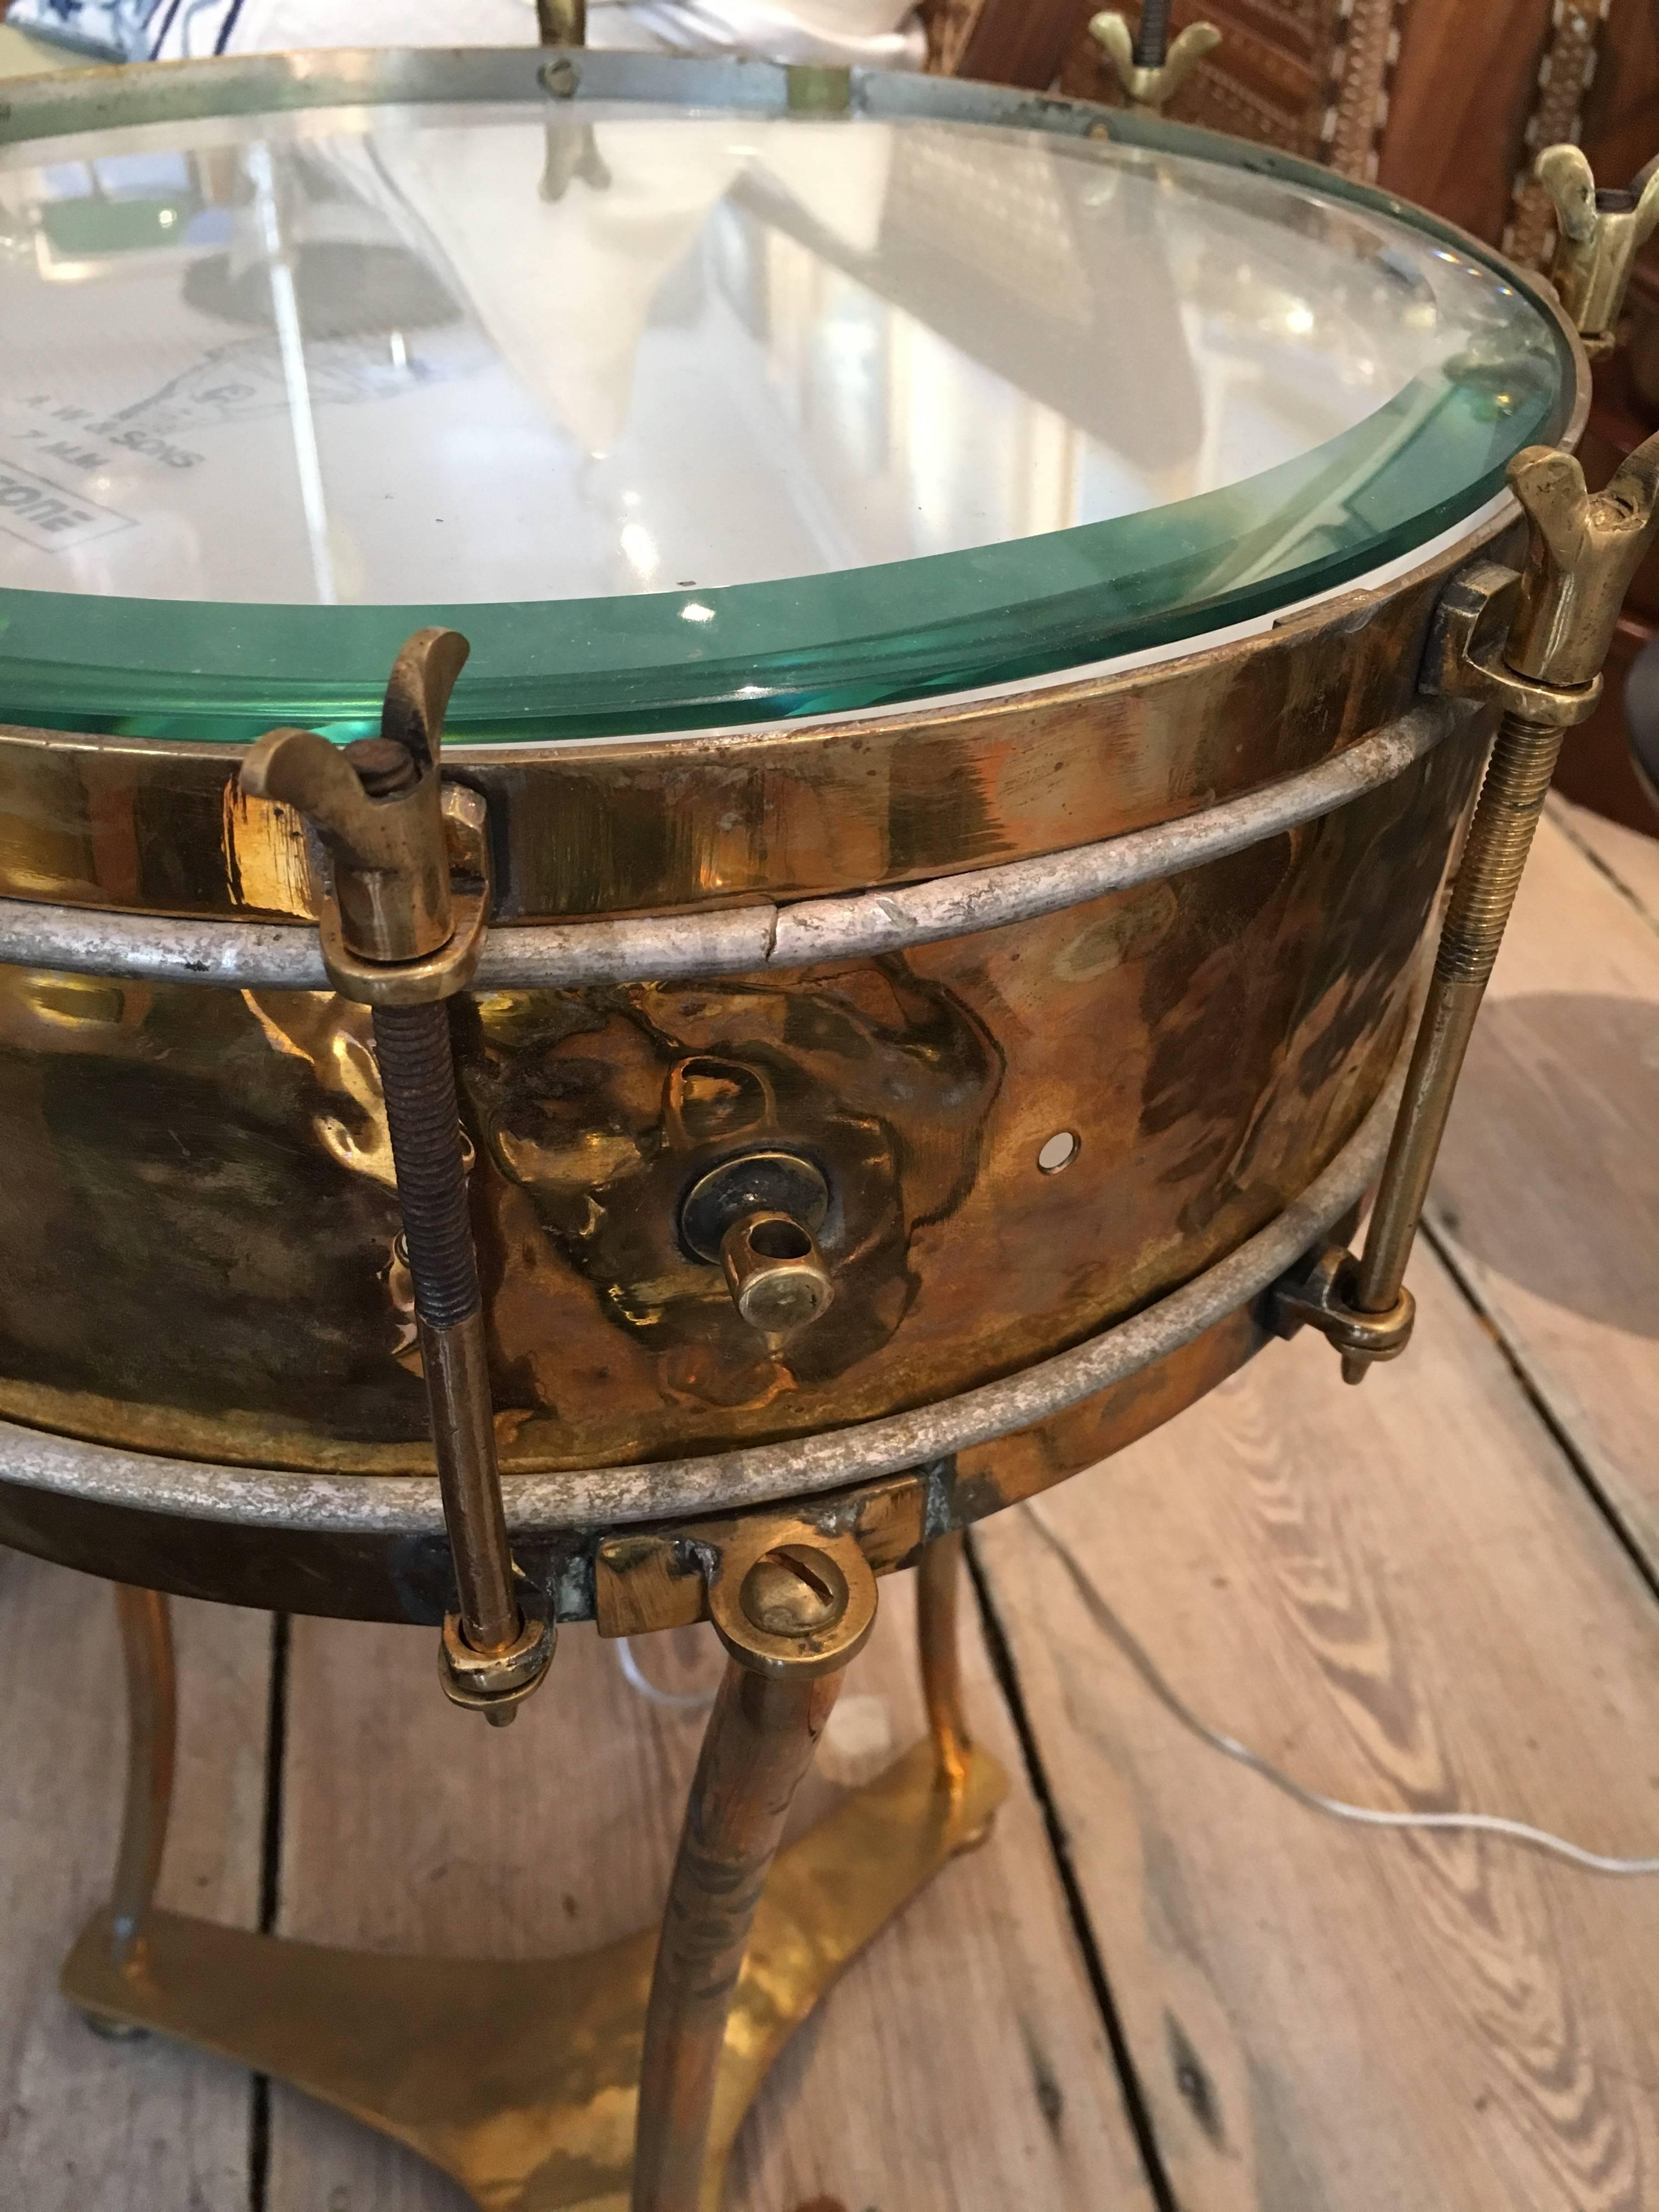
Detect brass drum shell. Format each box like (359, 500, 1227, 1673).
(0, 722, 1477, 1482)
(0, 512, 1521, 1615)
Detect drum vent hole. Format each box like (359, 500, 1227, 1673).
(1038, 1131, 1080, 1175)
(749, 1218, 813, 1260)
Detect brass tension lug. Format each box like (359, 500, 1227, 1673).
(1330, 428, 1659, 1386)
(1537, 143, 1659, 357)
(1089, 9, 1220, 114)
(239, 630, 552, 1725)
(1421, 561, 1600, 733)
(1270, 1243, 1415, 1367)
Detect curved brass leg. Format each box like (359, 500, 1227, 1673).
(917, 1530, 972, 1802)
(81, 1585, 177, 2038)
(634, 1525, 878, 2212)
(61, 1532, 1007, 2209)
(632, 1662, 843, 2212)
(111, 1585, 176, 1969)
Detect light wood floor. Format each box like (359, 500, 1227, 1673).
(1, 802, 1656, 2212)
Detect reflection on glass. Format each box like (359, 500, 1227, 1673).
(0, 100, 1568, 735)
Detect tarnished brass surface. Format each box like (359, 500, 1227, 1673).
(634, 1664, 842, 2211)
(0, 520, 1517, 927)
(63, 1736, 1007, 2211)
(0, 1301, 1261, 1623)
(0, 726, 1477, 1480)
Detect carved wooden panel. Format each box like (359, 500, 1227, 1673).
(1058, 0, 1398, 172)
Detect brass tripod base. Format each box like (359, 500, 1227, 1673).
(62, 1739, 1007, 2212)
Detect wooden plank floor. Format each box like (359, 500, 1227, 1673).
(2, 815, 1657, 2211)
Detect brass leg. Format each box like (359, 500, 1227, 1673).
(632, 1663, 844, 2212)
(917, 1530, 971, 1800)
(110, 1585, 176, 1968)
(81, 1585, 176, 2038)
(60, 1522, 1009, 2211)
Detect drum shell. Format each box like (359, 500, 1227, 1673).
(0, 721, 1479, 1483)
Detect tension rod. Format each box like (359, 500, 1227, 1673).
(240, 630, 554, 1722)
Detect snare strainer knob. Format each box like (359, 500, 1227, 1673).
(679, 1147, 837, 1338)
(720, 1211, 836, 1335)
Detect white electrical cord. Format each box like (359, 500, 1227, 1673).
(1022, 1503, 1659, 1878)
(614, 1634, 720, 1711)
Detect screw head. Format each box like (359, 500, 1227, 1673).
(739, 1545, 848, 1639)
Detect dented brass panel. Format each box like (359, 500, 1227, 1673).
(0, 727, 1478, 1480)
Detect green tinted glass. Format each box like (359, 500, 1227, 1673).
(0, 80, 1572, 743)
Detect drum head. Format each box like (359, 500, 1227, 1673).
(0, 52, 1574, 740)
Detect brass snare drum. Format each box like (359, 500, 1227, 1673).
(0, 49, 1584, 1622)
(7, 46, 1632, 2212)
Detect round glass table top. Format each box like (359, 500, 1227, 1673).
(0, 69, 1573, 742)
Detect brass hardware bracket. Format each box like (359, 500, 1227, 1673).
(1422, 562, 1601, 731)
(438, 1608, 557, 1716)
(595, 1485, 929, 1641)
(1537, 143, 1659, 357)
(1271, 1243, 1415, 1365)
(312, 783, 490, 1007)
(1089, 9, 1220, 112)
(242, 630, 492, 1007)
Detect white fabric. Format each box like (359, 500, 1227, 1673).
(9, 0, 924, 67)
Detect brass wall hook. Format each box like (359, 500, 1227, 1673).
(1090, 9, 1220, 114)
(1537, 142, 1659, 357)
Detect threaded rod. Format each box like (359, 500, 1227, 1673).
(1345, 710, 1564, 1374)
(374, 1003, 481, 1330)
(1134, 0, 1173, 67)
(373, 1002, 518, 1652)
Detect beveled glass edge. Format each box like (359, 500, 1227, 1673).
(0, 46, 1592, 744)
